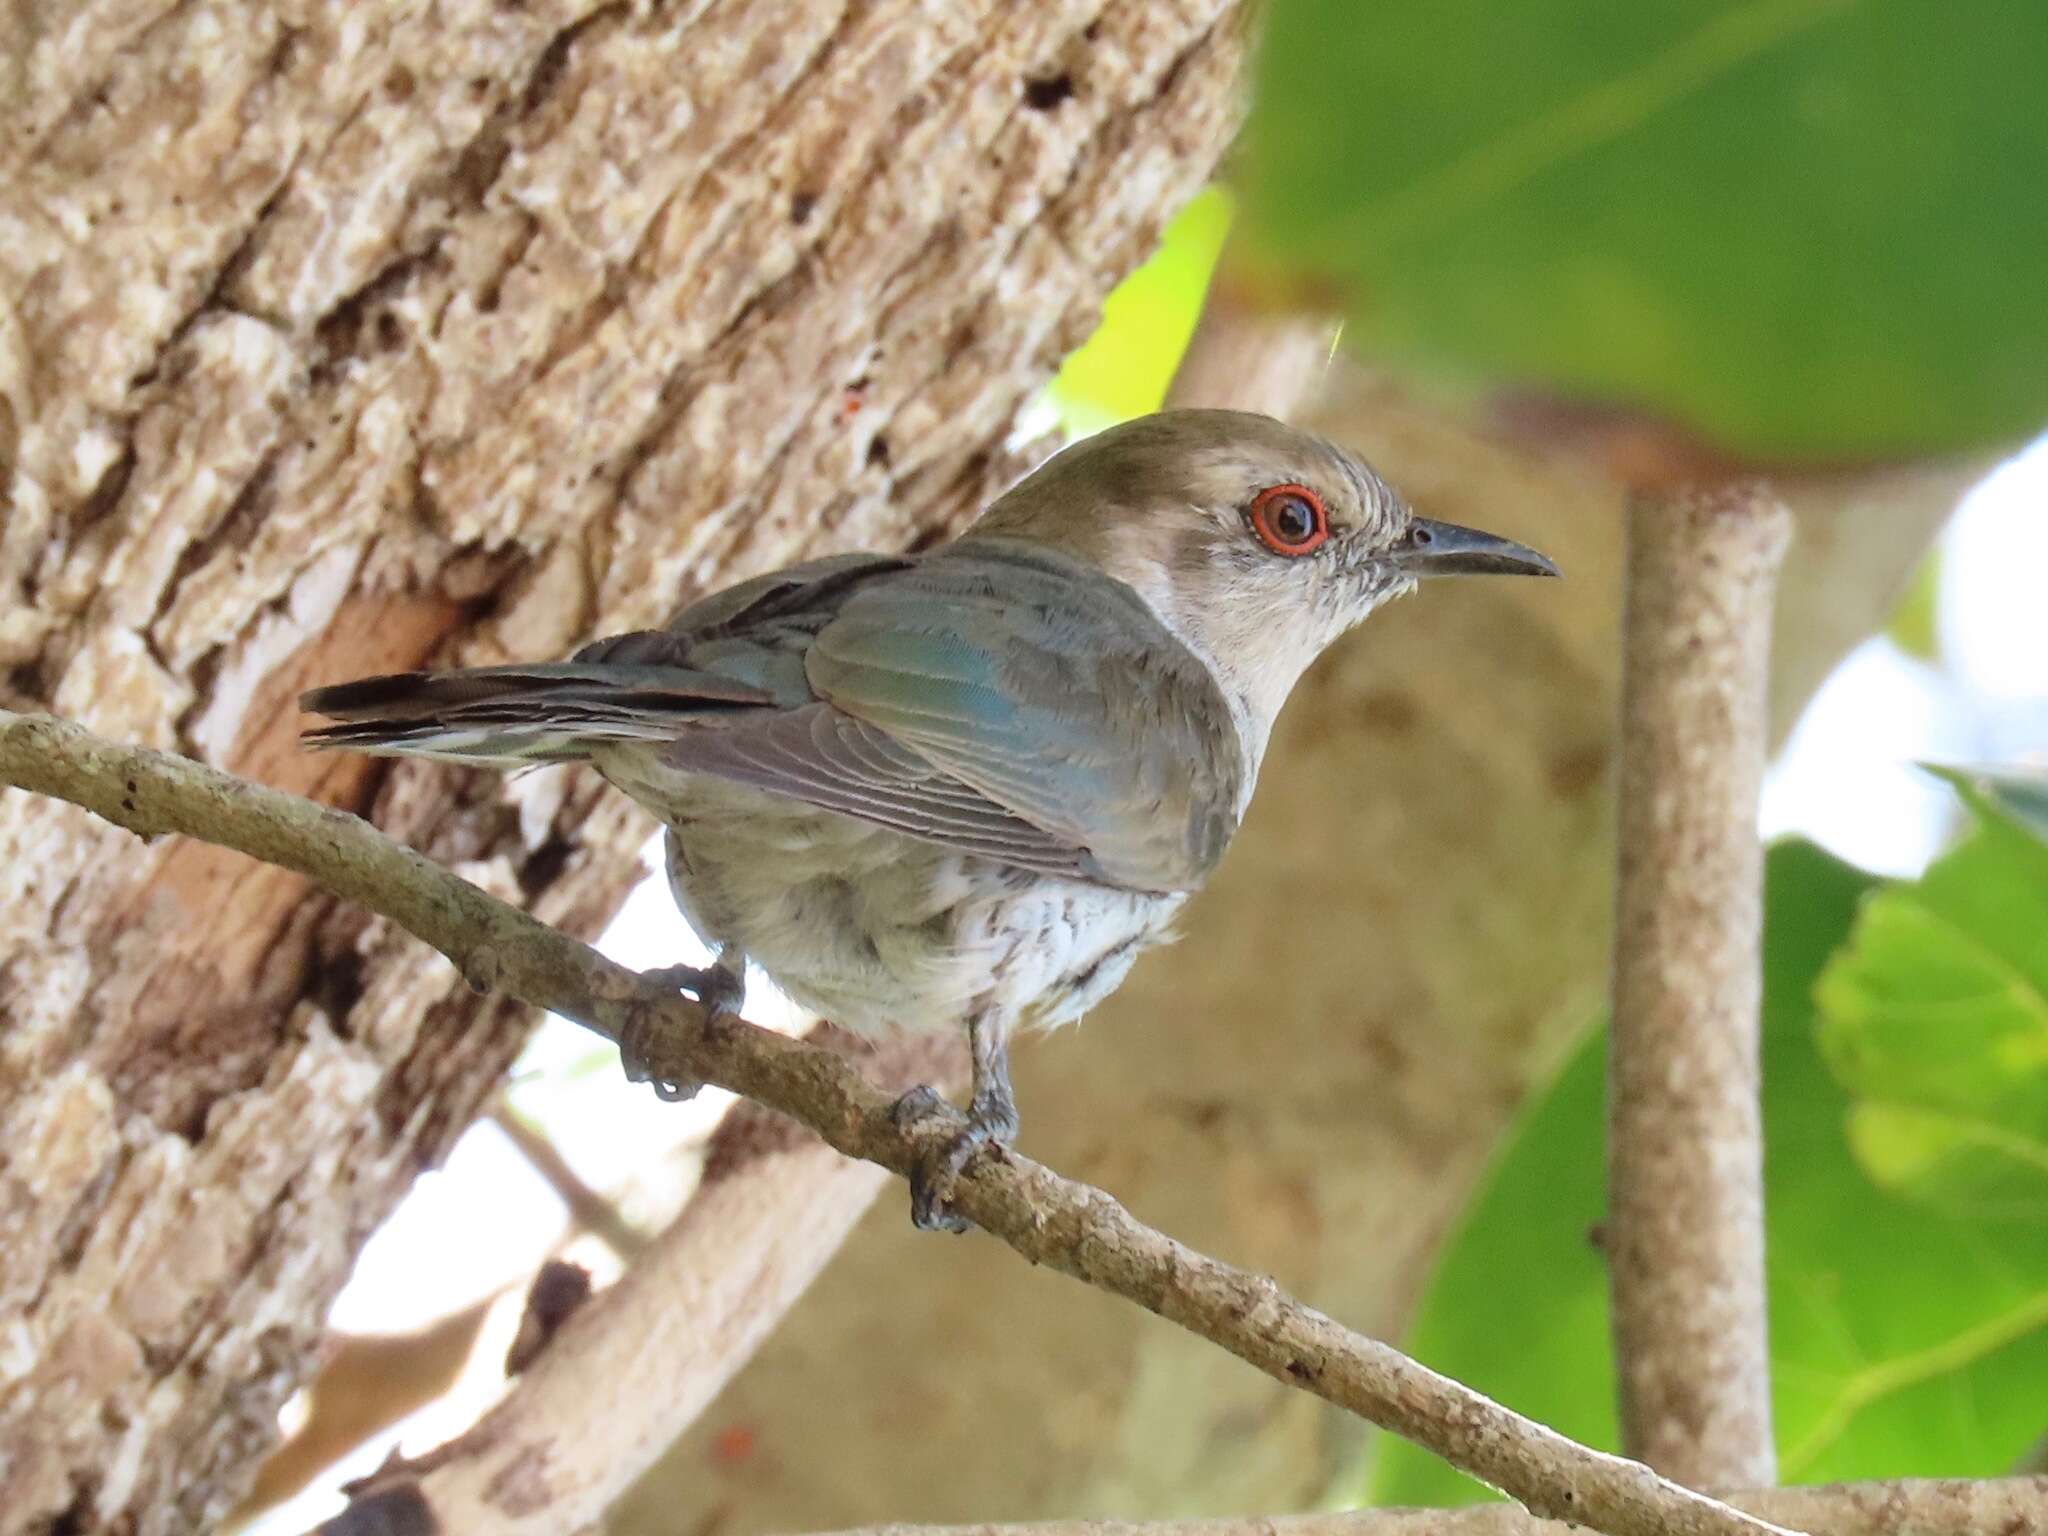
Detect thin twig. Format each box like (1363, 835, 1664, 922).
(806, 1477, 2048, 1536)
(0, 710, 1800, 1536)
(1609, 489, 1792, 1486)
(487, 1096, 651, 1263)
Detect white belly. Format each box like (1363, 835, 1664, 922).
(598, 751, 1185, 1040)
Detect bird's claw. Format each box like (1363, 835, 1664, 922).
(890, 1083, 1018, 1234)
(641, 961, 747, 1017)
(618, 1009, 698, 1101)
(620, 961, 744, 1102)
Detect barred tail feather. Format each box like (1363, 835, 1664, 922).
(299, 662, 772, 766)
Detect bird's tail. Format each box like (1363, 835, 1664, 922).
(299, 660, 769, 766)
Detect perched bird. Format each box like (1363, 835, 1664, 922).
(302, 409, 1556, 1228)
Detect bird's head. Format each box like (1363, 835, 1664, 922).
(969, 408, 1558, 755)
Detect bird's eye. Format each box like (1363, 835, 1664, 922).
(1247, 484, 1329, 557)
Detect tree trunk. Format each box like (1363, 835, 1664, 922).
(605, 360, 1974, 1534)
(0, 2, 1248, 1530)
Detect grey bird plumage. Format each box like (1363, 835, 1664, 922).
(302, 409, 1556, 1228)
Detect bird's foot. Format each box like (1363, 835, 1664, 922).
(641, 960, 747, 1018)
(889, 1082, 1020, 1234)
(620, 960, 745, 1102)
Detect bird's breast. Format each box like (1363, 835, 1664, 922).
(603, 754, 1184, 1039)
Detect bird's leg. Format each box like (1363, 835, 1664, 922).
(893, 1015, 1019, 1232)
(621, 949, 746, 1102)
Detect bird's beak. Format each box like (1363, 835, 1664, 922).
(1391, 517, 1561, 579)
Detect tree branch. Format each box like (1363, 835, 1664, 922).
(0, 709, 1800, 1536)
(804, 1477, 2048, 1536)
(1609, 488, 1793, 1485)
(1164, 274, 1336, 415)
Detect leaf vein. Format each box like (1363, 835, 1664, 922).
(1779, 1288, 2048, 1475)
(1351, 0, 1862, 251)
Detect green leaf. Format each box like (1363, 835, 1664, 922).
(1364, 843, 2048, 1508)
(1818, 768, 2048, 1216)
(1241, 3, 2048, 461)
(1048, 186, 1233, 438)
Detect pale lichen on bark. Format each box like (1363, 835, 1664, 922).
(0, 1, 1249, 1528)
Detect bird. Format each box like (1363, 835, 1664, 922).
(301, 408, 1557, 1229)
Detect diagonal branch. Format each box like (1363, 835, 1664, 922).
(0, 708, 1800, 1536)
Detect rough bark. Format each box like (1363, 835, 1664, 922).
(1609, 491, 1791, 1485)
(609, 364, 1974, 1535)
(0, 2, 1248, 1530)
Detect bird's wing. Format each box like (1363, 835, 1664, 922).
(301, 555, 924, 765)
(308, 541, 1243, 888)
(659, 540, 1245, 893)
(573, 551, 917, 702)
(566, 549, 1102, 878)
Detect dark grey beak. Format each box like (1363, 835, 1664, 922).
(1391, 517, 1560, 578)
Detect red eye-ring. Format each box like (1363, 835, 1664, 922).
(1248, 483, 1329, 557)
